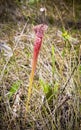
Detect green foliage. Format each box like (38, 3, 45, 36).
(39, 79, 50, 94)
(8, 80, 21, 99)
(62, 30, 70, 41)
(40, 79, 53, 103)
(78, 64, 81, 74)
(40, 79, 59, 101)
(53, 82, 59, 98)
(61, 48, 66, 57)
(29, 0, 40, 5)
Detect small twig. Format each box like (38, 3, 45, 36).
(56, 95, 70, 110)
(61, 65, 77, 94)
(52, 95, 70, 118)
